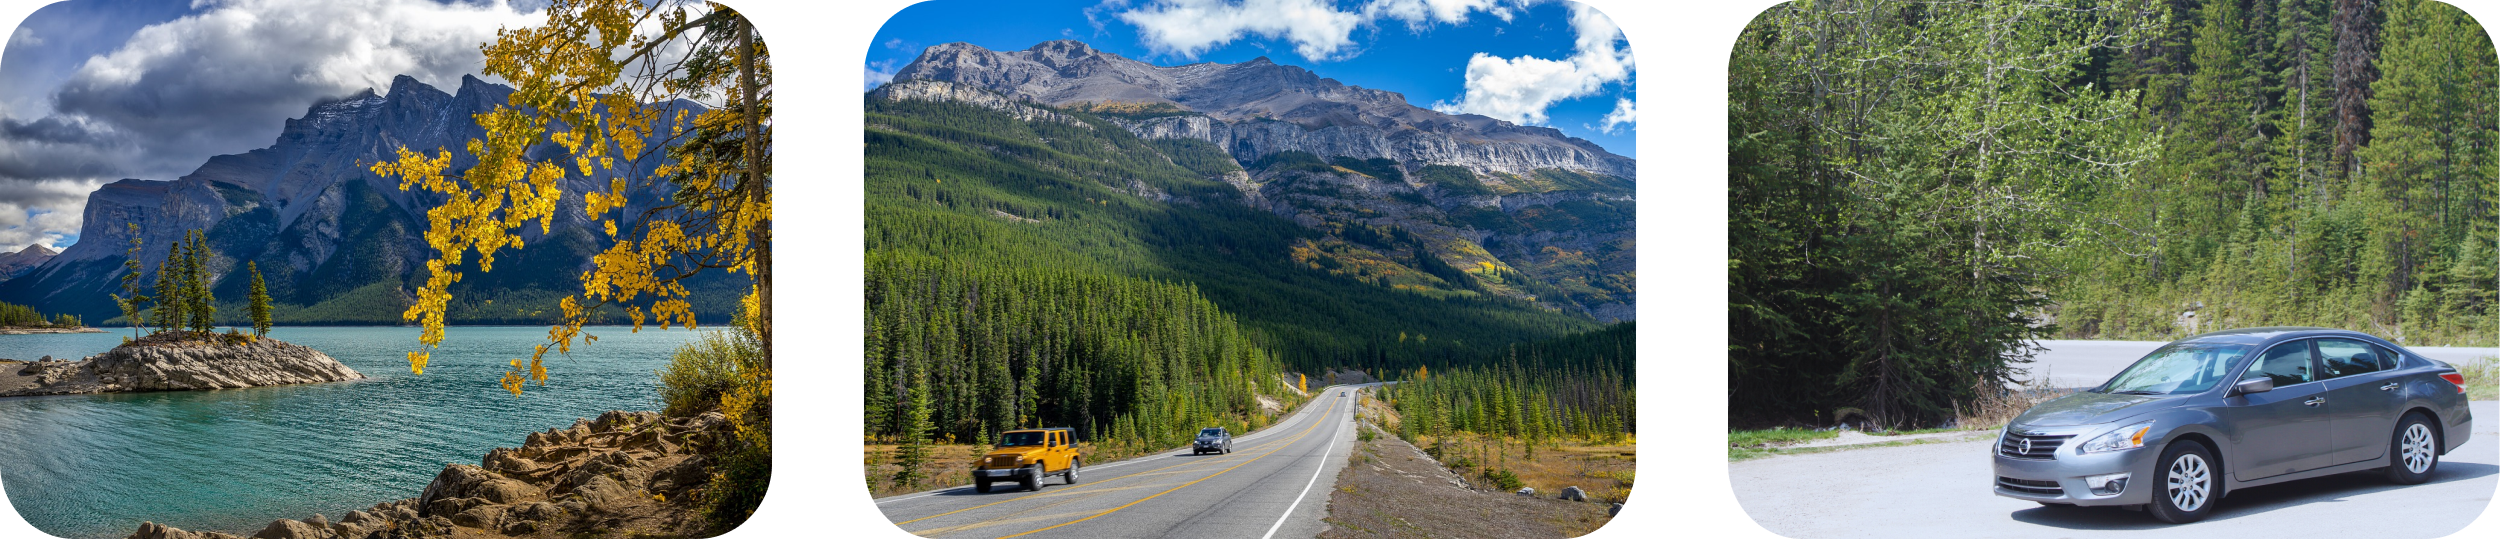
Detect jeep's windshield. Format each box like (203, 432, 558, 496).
(1200, 428, 1224, 437)
(2097, 342, 2253, 395)
(999, 432, 1045, 447)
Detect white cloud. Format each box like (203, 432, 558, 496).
(8, 26, 38, 48)
(0, 178, 107, 250)
(1365, 0, 1528, 29)
(1599, 97, 1634, 134)
(866, 59, 901, 92)
(1430, 3, 1632, 126)
(1114, 0, 1538, 61)
(1117, 0, 1368, 60)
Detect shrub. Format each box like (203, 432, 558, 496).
(1482, 468, 1524, 491)
(657, 330, 761, 417)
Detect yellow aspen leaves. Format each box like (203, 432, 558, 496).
(373, 1, 770, 394)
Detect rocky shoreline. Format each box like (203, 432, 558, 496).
(0, 334, 363, 397)
(130, 410, 729, 539)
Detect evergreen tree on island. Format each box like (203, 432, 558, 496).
(182, 230, 215, 335)
(112, 223, 149, 340)
(152, 240, 184, 334)
(250, 261, 272, 338)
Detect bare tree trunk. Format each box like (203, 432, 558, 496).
(738, 20, 771, 366)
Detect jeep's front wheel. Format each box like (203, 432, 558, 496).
(1023, 464, 1044, 491)
(975, 478, 992, 493)
(1066, 458, 1083, 485)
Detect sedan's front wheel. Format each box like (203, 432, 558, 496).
(2385, 413, 2441, 485)
(2147, 441, 2217, 524)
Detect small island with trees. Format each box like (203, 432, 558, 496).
(0, 230, 361, 398)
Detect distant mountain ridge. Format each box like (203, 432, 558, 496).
(889, 40, 1635, 179)
(0, 75, 731, 324)
(0, 244, 55, 280)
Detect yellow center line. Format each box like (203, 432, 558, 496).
(893, 452, 1247, 526)
(994, 397, 1343, 539)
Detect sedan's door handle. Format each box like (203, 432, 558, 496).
(2381, 382, 2401, 391)
(2304, 397, 2326, 406)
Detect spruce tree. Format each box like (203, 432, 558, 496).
(154, 242, 183, 334)
(892, 372, 936, 489)
(249, 261, 272, 338)
(184, 231, 215, 335)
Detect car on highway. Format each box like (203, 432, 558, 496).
(973, 427, 1082, 493)
(1992, 327, 2473, 523)
(1193, 427, 1233, 455)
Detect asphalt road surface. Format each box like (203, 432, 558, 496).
(1731, 402, 2494, 538)
(2030, 339, 2498, 389)
(875, 384, 1373, 538)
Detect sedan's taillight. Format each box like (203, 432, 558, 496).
(2441, 373, 2467, 394)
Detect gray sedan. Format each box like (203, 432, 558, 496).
(1193, 427, 1232, 455)
(1992, 327, 2474, 523)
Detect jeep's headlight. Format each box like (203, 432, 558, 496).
(2078, 421, 2155, 454)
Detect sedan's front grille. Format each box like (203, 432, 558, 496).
(1995, 476, 2064, 496)
(1998, 433, 2073, 460)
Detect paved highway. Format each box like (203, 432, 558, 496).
(1731, 401, 2494, 538)
(875, 384, 1374, 538)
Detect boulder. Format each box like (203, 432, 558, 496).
(247, 518, 329, 539)
(130, 522, 248, 539)
(650, 455, 712, 494)
(338, 511, 380, 527)
(1609, 503, 1622, 517)
(1516, 487, 1536, 497)
(573, 475, 639, 513)
(1560, 486, 1588, 502)
(450, 505, 508, 530)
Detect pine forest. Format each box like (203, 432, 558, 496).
(1730, 0, 2496, 428)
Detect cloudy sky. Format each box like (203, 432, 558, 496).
(0, 0, 546, 252)
(865, 0, 1638, 153)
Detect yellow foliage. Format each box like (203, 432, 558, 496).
(371, 0, 771, 392)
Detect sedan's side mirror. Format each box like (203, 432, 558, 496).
(2232, 377, 2275, 396)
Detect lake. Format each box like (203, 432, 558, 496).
(0, 326, 710, 539)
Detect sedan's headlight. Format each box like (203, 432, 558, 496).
(2077, 421, 2155, 454)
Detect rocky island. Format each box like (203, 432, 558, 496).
(0, 332, 363, 397)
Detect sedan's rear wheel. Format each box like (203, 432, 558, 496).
(2386, 413, 2440, 485)
(2148, 442, 2217, 524)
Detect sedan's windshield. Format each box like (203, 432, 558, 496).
(1200, 428, 1224, 437)
(999, 432, 1045, 446)
(2097, 342, 2253, 395)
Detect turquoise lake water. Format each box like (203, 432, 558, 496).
(0, 326, 707, 539)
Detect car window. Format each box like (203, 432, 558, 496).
(2315, 338, 2382, 380)
(1001, 431, 1044, 446)
(2370, 343, 2403, 371)
(2243, 340, 2315, 387)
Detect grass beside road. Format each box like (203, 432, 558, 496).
(2460, 356, 2499, 401)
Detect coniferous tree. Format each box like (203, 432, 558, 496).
(249, 261, 272, 338)
(154, 241, 184, 334)
(184, 231, 215, 335)
(113, 223, 149, 339)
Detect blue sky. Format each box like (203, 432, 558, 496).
(864, 0, 1637, 158)
(0, 0, 544, 251)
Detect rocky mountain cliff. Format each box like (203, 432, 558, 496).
(874, 41, 1634, 322)
(0, 244, 55, 280)
(891, 40, 1634, 179)
(0, 75, 723, 323)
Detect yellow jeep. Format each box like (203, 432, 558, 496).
(973, 427, 1082, 492)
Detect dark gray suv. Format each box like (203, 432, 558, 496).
(1993, 327, 2473, 523)
(1193, 427, 1232, 455)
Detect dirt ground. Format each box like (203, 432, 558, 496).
(1317, 401, 1622, 538)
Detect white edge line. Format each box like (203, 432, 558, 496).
(873, 384, 1369, 506)
(1259, 391, 1352, 539)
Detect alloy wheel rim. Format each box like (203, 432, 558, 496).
(2168, 453, 2210, 512)
(2402, 423, 2435, 474)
